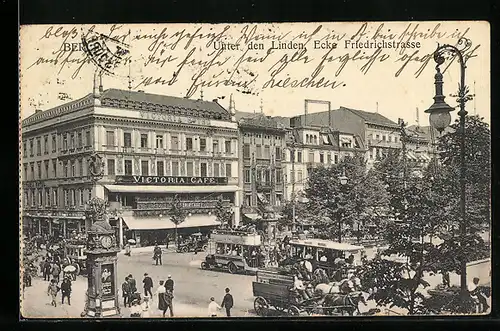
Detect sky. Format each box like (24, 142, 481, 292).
(19, 22, 490, 127)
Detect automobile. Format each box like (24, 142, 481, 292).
(176, 233, 208, 253)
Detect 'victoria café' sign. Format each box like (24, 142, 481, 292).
(115, 176, 229, 186)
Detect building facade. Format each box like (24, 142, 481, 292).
(281, 121, 366, 201)
(21, 78, 240, 247)
(236, 112, 287, 221)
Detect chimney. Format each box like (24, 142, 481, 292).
(213, 99, 218, 103)
(99, 74, 103, 93)
(138, 90, 145, 93)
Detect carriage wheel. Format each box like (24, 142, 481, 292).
(288, 305, 301, 316)
(201, 262, 208, 270)
(228, 262, 237, 274)
(254, 297, 269, 316)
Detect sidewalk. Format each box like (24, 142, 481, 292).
(21, 277, 252, 318)
(118, 245, 178, 256)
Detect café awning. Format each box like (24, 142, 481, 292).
(105, 185, 239, 194)
(122, 214, 220, 230)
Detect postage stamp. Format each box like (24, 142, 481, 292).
(19, 22, 491, 319)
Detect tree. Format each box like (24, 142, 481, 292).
(169, 194, 186, 247)
(214, 197, 232, 228)
(305, 154, 389, 242)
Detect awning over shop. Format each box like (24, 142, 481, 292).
(243, 213, 262, 221)
(122, 214, 219, 230)
(105, 185, 239, 194)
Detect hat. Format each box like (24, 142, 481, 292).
(144, 273, 148, 276)
(168, 275, 171, 278)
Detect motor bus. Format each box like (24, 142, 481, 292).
(201, 228, 264, 274)
(287, 238, 364, 279)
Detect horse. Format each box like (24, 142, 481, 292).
(322, 291, 368, 316)
(315, 282, 340, 297)
(312, 268, 330, 287)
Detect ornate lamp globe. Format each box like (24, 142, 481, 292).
(425, 67, 454, 133)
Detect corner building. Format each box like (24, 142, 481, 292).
(21, 84, 240, 247)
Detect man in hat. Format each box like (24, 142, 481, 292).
(153, 244, 162, 265)
(143, 273, 153, 299)
(61, 276, 72, 305)
(122, 277, 131, 307)
(221, 287, 234, 317)
(165, 275, 174, 293)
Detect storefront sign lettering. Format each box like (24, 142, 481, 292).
(115, 175, 228, 186)
(139, 110, 211, 126)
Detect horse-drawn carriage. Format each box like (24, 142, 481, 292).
(252, 268, 366, 316)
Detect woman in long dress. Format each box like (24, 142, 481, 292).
(156, 280, 167, 312)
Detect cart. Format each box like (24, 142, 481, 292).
(252, 268, 354, 316)
(63, 241, 87, 275)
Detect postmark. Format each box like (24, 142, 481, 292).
(81, 29, 130, 76)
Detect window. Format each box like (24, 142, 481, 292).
(171, 136, 179, 150)
(23, 141, 27, 158)
(23, 164, 27, 180)
(141, 160, 149, 175)
(156, 161, 165, 176)
(53, 190, 58, 206)
(297, 151, 302, 163)
(327, 153, 332, 164)
(256, 145, 262, 158)
(52, 159, 57, 178)
(309, 152, 314, 163)
(264, 146, 270, 159)
(243, 144, 250, 158)
(186, 137, 193, 151)
(186, 162, 193, 176)
(71, 190, 76, 206)
(275, 147, 281, 160)
(36, 138, 41, 155)
(289, 171, 294, 183)
(245, 194, 252, 207)
(71, 161, 76, 177)
(107, 159, 115, 175)
(320, 153, 324, 163)
(213, 140, 219, 153)
(30, 163, 34, 180)
(264, 169, 271, 184)
(51, 135, 56, 152)
(44, 136, 48, 154)
(225, 164, 232, 177)
(334, 154, 339, 164)
(276, 168, 282, 183)
(213, 163, 219, 177)
(200, 138, 206, 151)
(225, 140, 232, 153)
(78, 132, 82, 147)
(297, 170, 303, 183)
(44, 161, 49, 179)
(70, 134, 75, 149)
(38, 190, 42, 206)
(200, 163, 207, 177)
(79, 158, 84, 176)
(124, 160, 133, 175)
(29, 139, 34, 156)
(172, 161, 179, 176)
(276, 194, 282, 206)
(64, 190, 69, 207)
(140, 134, 148, 148)
(85, 131, 91, 146)
(124, 132, 132, 147)
(156, 135, 164, 149)
(382, 135, 386, 142)
(306, 134, 309, 143)
(106, 131, 115, 146)
(37, 162, 41, 179)
(63, 135, 68, 150)
(375, 134, 379, 141)
(244, 168, 251, 183)
(80, 190, 84, 206)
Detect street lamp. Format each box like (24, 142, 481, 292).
(337, 170, 348, 242)
(425, 37, 471, 311)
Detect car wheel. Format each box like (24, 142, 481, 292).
(228, 262, 237, 274)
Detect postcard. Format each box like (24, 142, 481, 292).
(19, 21, 491, 318)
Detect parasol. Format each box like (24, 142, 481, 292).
(64, 265, 77, 273)
(128, 239, 136, 244)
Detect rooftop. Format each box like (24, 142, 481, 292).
(340, 106, 399, 127)
(237, 112, 286, 131)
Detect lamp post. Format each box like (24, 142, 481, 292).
(425, 38, 472, 311)
(337, 170, 348, 243)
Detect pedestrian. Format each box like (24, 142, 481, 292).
(130, 298, 142, 317)
(153, 244, 162, 265)
(141, 296, 151, 317)
(43, 259, 51, 281)
(61, 276, 72, 305)
(125, 243, 131, 256)
(156, 280, 167, 311)
(122, 277, 131, 307)
(128, 274, 137, 305)
(208, 297, 221, 317)
(47, 279, 59, 307)
(143, 273, 153, 298)
(442, 270, 450, 288)
(221, 287, 233, 317)
(165, 235, 169, 249)
(51, 262, 61, 283)
(163, 289, 174, 317)
(39, 257, 45, 277)
(165, 275, 174, 293)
